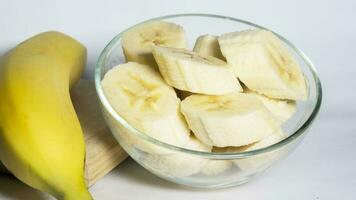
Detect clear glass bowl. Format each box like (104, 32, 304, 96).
(95, 14, 322, 189)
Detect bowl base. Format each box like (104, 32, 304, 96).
(152, 171, 257, 189)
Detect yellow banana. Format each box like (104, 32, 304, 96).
(0, 31, 92, 200)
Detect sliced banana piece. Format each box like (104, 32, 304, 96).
(244, 87, 296, 122)
(200, 159, 233, 176)
(181, 93, 281, 147)
(101, 62, 190, 154)
(237, 130, 286, 151)
(218, 29, 307, 100)
(122, 21, 187, 66)
(193, 34, 225, 60)
(223, 130, 287, 170)
(152, 46, 242, 95)
(177, 34, 227, 99)
(145, 136, 212, 177)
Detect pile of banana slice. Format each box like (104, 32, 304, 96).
(102, 21, 307, 177)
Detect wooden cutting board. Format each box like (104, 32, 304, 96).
(0, 79, 128, 187)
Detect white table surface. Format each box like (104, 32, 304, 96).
(0, 0, 355, 199)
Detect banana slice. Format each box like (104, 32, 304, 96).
(244, 87, 296, 122)
(193, 34, 225, 60)
(122, 21, 187, 66)
(200, 159, 233, 176)
(218, 29, 308, 100)
(101, 62, 190, 154)
(152, 46, 242, 95)
(176, 34, 226, 99)
(145, 136, 212, 177)
(180, 93, 281, 147)
(217, 130, 287, 170)
(237, 130, 286, 151)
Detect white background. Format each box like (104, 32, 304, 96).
(0, 0, 355, 199)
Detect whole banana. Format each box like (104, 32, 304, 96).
(0, 32, 92, 200)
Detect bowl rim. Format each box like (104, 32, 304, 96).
(95, 13, 322, 159)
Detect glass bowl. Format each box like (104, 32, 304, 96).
(95, 14, 322, 189)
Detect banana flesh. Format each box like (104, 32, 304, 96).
(122, 21, 187, 66)
(174, 34, 228, 100)
(193, 34, 225, 60)
(144, 136, 211, 177)
(200, 159, 233, 176)
(153, 46, 242, 95)
(101, 62, 190, 154)
(180, 93, 281, 147)
(216, 130, 287, 170)
(218, 29, 307, 100)
(244, 87, 296, 122)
